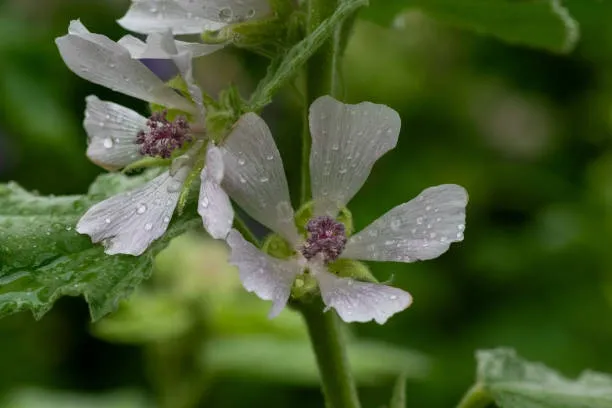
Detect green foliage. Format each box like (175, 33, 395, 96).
(364, 0, 579, 53)
(1, 388, 150, 408)
(468, 348, 612, 407)
(0, 172, 198, 321)
(202, 337, 430, 386)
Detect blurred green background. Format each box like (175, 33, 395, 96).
(2, 0, 612, 407)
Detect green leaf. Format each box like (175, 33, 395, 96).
(474, 348, 612, 408)
(364, 0, 579, 53)
(0, 171, 199, 321)
(2, 387, 150, 408)
(201, 337, 430, 386)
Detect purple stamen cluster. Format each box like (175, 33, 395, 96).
(136, 111, 191, 158)
(301, 216, 347, 263)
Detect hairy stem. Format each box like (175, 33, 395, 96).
(248, 0, 368, 112)
(300, 303, 362, 408)
(456, 384, 494, 408)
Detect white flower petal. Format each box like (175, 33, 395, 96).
(117, 0, 223, 35)
(117, 31, 207, 120)
(84, 95, 145, 171)
(226, 229, 302, 318)
(178, 0, 271, 23)
(222, 113, 300, 244)
(342, 184, 468, 262)
(309, 95, 401, 217)
(118, 34, 224, 59)
(312, 265, 412, 324)
(199, 145, 233, 239)
(56, 20, 194, 112)
(76, 169, 187, 256)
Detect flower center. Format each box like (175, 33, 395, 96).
(300, 216, 347, 263)
(136, 110, 191, 159)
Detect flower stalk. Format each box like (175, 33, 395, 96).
(456, 383, 494, 408)
(299, 302, 362, 408)
(299, 1, 361, 407)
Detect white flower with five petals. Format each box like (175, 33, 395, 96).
(118, 0, 272, 35)
(221, 96, 468, 324)
(55, 21, 234, 255)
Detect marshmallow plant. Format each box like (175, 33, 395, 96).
(3, 0, 522, 406)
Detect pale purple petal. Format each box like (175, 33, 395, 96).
(117, 0, 223, 35)
(76, 169, 188, 256)
(84, 95, 145, 171)
(309, 95, 401, 217)
(55, 20, 195, 112)
(221, 113, 300, 244)
(199, 145, 233, 239)
(178, 0, 271, 23)
(312, 264, 412, 324)
(118, 32, 207, 120)
(226, 229, 303, 318)
(118, 34, 224, 59)
(342, 184, 468, 262)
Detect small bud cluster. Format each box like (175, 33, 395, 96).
(301, 216, 347, 262)
(136, 111, 191, 158)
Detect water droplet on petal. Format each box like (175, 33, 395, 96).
(201, 196, 209, 208)
(105, 218, 111, 224)
(389, 295, 398, 300)
(137, 204, 147, 214)
(265, 154, 274, 161)
(238, 158, 245, 165)
(103, 138, 114, 149)
(457, 224, 465, 231)
(219, 7, 233, 21)
(163, 216, 171, 223)
(416, 217, 423, 225)
(144, 223, 153, 231)
(259, 177, 269, 183)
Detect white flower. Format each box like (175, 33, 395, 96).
(117, 0, 272, 35)
(222, 96, 468, 324)
(56, 21, 234, 255)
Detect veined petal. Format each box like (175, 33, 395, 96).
(178, 0, 271, 23)
(84, 95, 145, 171)
(118, 34, 224, 59)
(76, 169, 187, 256)
(117, 0, 224, 35)
(312, 264, 412, 324)
(222, 113, 300, 245)
(56, 20, 194, 113)
(342, 184, 468, 262)
(309, 96, 401, 217)
(199, 145, 233, 239)
(226, 229, 303, 318)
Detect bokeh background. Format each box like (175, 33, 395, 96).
(2, 0, 612, 407)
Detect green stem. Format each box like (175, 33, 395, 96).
(300, 303, 362, 408)
(456, 384, 494, 408)
(233, 214, 260, 247)
(248, 0, 368, 112)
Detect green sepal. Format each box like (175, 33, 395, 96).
(294, 200, 354, 236)
(149, 103, 194, 123)
(121, 157, 172, 174)
(261, 233, 295, 259)
(327, 258, 378, 283)
(291, 272, 318, 300)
